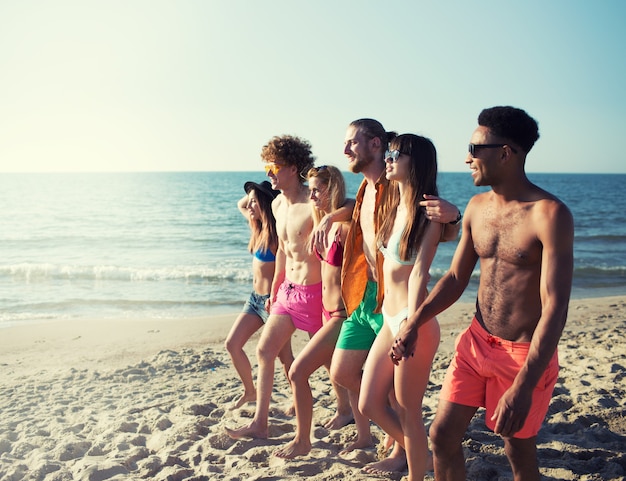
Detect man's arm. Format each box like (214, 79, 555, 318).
(269, 243, 286, 301)
(391, 201, 479, 362)
(491, 201, 574, 436)
(267, 196, 286, 310)
(420, 194, 461, 241)
(311, 198, 355, 249)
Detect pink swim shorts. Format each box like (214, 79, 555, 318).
(440, 317, 559, 439)
(271, 280, 323, 334)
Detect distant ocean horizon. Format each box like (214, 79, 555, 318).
(1, 171, 624, 327)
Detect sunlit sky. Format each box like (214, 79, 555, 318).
(1, 1, 625, 174)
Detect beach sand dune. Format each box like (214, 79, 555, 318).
(1, 296, 624, 480)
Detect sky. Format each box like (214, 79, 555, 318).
(1, 0, 625, 174)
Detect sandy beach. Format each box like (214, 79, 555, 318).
(1, 296, 625, 481)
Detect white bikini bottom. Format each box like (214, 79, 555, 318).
(382, 306, 408, 337)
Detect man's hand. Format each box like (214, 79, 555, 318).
(310, 214, 332, 251)
(491, 386, 533, 437)
(420, 194, 460, 224)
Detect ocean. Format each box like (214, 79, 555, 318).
(1, 171, 624, 327)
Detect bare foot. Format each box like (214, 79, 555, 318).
(228, 391, 256, 410)
(339, 435, 374, 456)
(273, 439, 312, 459)
(323, 411, 354, 430)
(362, 447, 407, 475)
(224, 422, 267, 440)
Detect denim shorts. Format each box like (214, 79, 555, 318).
(242, 291, 271, 323)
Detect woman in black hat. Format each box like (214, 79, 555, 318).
(225, 180, 294, 410)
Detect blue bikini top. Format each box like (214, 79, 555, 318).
(254, 248, 276, 263)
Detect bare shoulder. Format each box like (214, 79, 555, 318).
(273, 193, 284, 208)
(272, 193, 285, 214)
(533, 191, 574, 236)
(532, 187, 573, 219)
(464, 191, 491, 213)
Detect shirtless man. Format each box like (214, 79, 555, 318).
(225, 135, 322, 440)
(322, 118, 460, 473)
(390, 106, 574, 481)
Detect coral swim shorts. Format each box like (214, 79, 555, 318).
(270, 280, 323, 334)
(440, 317, 559, 439)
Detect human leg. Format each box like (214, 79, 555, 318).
(395, 318, 440, 481)
(337, 389, 374, 454)
(277, 339, 294, 377)
(324, 380, 353, 430)
(329, 346, 368, 394)
(330, 347, 373, 452)
(277, 336, 295, 416)
(429, 400, 477, 481)
(274, 316, 344, 459)
(359, 324, 402, 445)
(225, 314, 295, 439)
(224, 310, 264, 409)
(331, 283, 382, 453)
(322, 314, 353, 430)
(359, 326, 409, 475)
(503, 436, 540, 481)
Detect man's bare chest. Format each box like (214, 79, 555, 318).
(473, 208, 541, 266)
(277, 204, 313, 243)
(359, 190, 377, 234)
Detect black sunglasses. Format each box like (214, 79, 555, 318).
(468, 143, 518, 156)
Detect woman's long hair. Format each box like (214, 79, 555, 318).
(307, 165, 346, 226)
(248, 188, 278, 256)
(377, 134, 439, 261)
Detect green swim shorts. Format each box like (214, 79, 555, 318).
(336, 281, 384, 350)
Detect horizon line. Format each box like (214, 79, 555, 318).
(0, 170, 626, 175)
(1, 170, 624, 175)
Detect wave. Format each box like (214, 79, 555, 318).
(0, 263, 253, 283)
(420, 265, 625, 281)
(4, 261, 622, 285)
(427, 267, 481, 280)
(573, 265, 626, 277)
(0, 298, 243, 325)
(574, 234, 626, 243)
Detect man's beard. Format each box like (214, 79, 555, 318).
(348, 153, 374, 174)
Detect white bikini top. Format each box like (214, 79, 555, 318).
(379, 227, 417, 266)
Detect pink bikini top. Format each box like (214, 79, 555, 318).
(314, 230, 344, 267)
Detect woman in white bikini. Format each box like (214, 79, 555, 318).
(359, 134, 443, 480)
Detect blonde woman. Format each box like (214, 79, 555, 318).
(274, 165, 359, 458)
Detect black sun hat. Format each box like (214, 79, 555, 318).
(243, 180, 280, 200)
